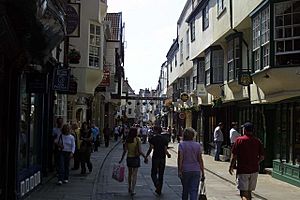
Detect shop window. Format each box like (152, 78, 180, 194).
(18, 74, 43, 171)
(294, 106, 300, 164)
(18, 75, 29, 171)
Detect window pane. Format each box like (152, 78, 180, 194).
(90, 24, 95, 34)
(276, 41, 284, 52)
(90, 35, 95, 45)
(276, 53, 300, 65)
(96, 36, 101, 46)
(295, 26, 300, 36)
(275, 28, 283, 39)
(295, 39, 300, 50)
(283, 3, 292, 14)
(294, 13, 300, 24)
(294, 1, 300, 12)
(285, 40, 292, 51)
(275, 4, 284, 15)
(96, 26, 101, 35)
(285, 27, 292, 37)
(275, 16, 283, 27)
(284, 14, 292, 26)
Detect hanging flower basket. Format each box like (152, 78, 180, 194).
(68, 49, 81, 64)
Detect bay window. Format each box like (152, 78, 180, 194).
(89, 23, 101, 68)
(252, 5, 270, 71)
(226, 33, 242, 81)
(205, 47, 224, 85)
(274, 1, 300, 66)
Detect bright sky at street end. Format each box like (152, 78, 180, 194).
(107, 0, 186, 93)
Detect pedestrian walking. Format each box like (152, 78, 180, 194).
(79, 122, 93, 174)
(113, 125, 120, 141)
(144, 126, 171, 196)
(141, 125, 148, 144)
(230, 122, 240, 146)
(229, 122, 264, 200)
(71, 122, 80, 170)
(177, 127, 205, 200)
(213, 122, 224, 161)
(54, 124, 75, 185)
(103, 124, 111, 147)
(119, 127, 146, 196)
(52, 117, 63, 174)
(91, 123, 100, 151)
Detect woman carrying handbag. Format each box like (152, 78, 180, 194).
(119, 127, 146, 196)
(178, 127, 205, 200)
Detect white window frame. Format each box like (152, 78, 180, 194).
(203, 3, 209, 30)
(89, 23, 101, 68)
(186, 30, 190, 59)
(180, 39, 184, 64)
(217, 0, 225, 16)
(190, 19, 196, 41)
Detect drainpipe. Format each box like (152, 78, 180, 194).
(229, 0, 233, 29)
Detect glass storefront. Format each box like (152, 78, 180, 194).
(18, 74, 43, 172)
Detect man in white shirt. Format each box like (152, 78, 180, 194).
(230, 122, 240, 146)
(214, 122, 224, 161)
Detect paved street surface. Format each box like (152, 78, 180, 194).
(26, 139, 300, 200)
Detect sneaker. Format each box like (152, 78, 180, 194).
(57, 181, 62, 185)
(63, 180, 68, 183)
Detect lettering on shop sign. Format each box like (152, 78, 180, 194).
(52, 68, 70, 92)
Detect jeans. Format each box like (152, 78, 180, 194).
(181, 171, 200, 200)
(80, 149, 92, 173)
(58, 151, 71, 181)
(214, 141, 223, 161)
(151, 158, 166, 189)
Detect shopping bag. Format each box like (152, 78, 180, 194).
(199, 180, 207, 200)
(112, 163, 125, 182)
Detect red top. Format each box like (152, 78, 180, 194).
(232, 135, 264, 174)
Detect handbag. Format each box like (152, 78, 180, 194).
(112, 163, 125, 182)
(54, 134, 64, 151)
(199, 180, 207, 200)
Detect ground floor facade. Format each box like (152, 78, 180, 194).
(169, 97, 300, 187)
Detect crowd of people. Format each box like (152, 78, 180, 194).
(51, 118, 263, 200)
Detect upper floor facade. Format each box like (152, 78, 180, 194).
(166, 0, 300, 107)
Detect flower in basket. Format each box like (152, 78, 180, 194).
(68, 49, 81, 64)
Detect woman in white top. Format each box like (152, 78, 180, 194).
(55, 124, 75, 185)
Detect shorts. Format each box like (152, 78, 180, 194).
(236, 172, 258, 191)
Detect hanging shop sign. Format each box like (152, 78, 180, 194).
(65, 3, 81, 37)
(26, 73, 47, 93)
(238, 71, 253, 86)
(99, 66, 110, 87)
(52, 68, 70, 92)
(67, 79, 77, 95)
(180, 93, 189, 102)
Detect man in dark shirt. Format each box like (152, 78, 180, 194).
(229, 122, 264, 200)
(145, 126, 171, 196)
